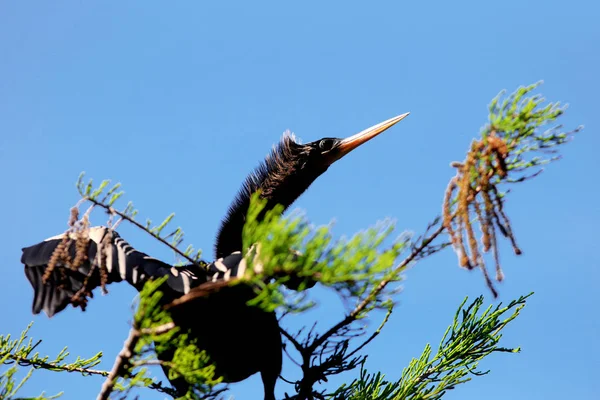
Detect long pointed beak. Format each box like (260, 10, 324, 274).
(327, 112, 410, 164)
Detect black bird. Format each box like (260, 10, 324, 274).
(20, 113, 408, 400)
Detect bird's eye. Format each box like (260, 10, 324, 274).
(319, 139, 335, 151)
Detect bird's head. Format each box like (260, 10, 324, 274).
(260, 112, 411, 197)
(215, 112, 410, 258)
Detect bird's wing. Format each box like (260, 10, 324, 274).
(21, 226, 209, 317)
(21, 227, 315, 318)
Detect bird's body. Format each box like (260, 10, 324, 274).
(20, 113, 408, 400)
(22, 227, 284, 398)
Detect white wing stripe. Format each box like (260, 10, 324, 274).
(237, 259, 247, 279)
(131, 266, 139, 285)
(214, 260, 228, 272)
(182, 274, 191, 294)
(117, 241, 127, 280)
(105, 242, 113, 273)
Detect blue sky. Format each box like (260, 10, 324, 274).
(1, 1, 598, 399)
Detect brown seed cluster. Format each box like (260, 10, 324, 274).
(443, 132, 521, 297)
(42, 206, 107, 310)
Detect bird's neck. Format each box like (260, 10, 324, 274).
(214, 169, 323, 259)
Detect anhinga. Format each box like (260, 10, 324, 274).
(20, 113, 409, 400)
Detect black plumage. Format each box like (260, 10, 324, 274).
(20, 113, 408, 400)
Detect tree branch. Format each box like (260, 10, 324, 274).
(309, 223, 445, 353)
(97, 322, 175, 400)
(85, 197, 203, 269)
(4, 354, 108, 377)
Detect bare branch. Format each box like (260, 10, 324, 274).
(85, 197, 203, 269)
(97, 322, 175, 400)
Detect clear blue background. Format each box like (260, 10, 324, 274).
(1, 1, 598, 399)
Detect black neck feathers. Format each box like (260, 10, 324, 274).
(214, 132, 327, 259)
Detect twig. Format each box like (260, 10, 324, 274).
(165, 279, 232, 309)
(4, 354, 108, 377)
(280, 328, 305, 355)
(308, 224, 445, 353)
(344, 306, 393, 361)
(2, 345, 175, 396)
(85, 197, 202, 269)
(147, 380, 179, 396)
(131, 359, 166, 367)
(97, 322, 175, 400)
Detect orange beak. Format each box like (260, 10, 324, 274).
(326, 112, 410, 165)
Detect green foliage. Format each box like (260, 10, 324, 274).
(1, 323, 104, 400)
(332, 293, 532, 399)
(0, 365, 58, 400)
(113, 278, 223, 400)
(134, 278, 177, 343)
(484, 81, 581, 181)
(0, 324, 103, 375)
(241, 193, 410, 314)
